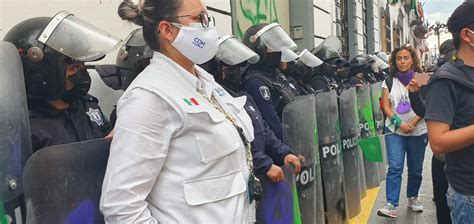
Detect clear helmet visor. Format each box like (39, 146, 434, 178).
(216, 35, 259, 65)
(124, 28, 146, 47)
(281, 49, 299, 62)
(372, 55, 389, 70)
(313, 35, 343, 54)
(298, 49, 323, 67)
(376, 52, 390, 63)
(251, 23, 297, 52)
(38, 11, 122, 61)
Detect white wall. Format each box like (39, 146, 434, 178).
(314, 0, 334, 47)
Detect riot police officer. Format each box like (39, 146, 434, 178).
(310, 46, 350, 94)
(281, 49, 323, 96)
(95, 28, 154, 128)
(204, 35, 301, 182)
(241, 23, 300, 139)
(3, 11, 118, 152)
(348, 54, 371, 87)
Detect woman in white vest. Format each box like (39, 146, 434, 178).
(100, 0, 256, 223)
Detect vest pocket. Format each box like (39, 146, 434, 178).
(182, 169, 246, 206)
(186, 107, 242, 164)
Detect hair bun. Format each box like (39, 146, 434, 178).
(118, 0, 144, 26)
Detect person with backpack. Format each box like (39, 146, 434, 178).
(377, 44, 428, 218)
(425, 2, 474, 223)
(407, 39, 456, 224)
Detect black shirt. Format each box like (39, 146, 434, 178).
(425, 64, 474, 195)
(29, 94, 111, 152)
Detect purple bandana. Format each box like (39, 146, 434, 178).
(397, 69, 415, 86)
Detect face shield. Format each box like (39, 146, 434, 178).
(216, 35, 260, 65)
(281, 49, 299, 62)
(372, 55, 389, 73)
(298, 49, 323, 67)
(375, 52, 390, 63)
(313, 35, 343, 55)
(250, 23, 297, 51)
(38, 10, 122, 62)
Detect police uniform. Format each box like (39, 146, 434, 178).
(29, 95, 111, 152)
(101, 52, 255, 223)
(222, 84, 294, 176)
(242, 65, 299, 139)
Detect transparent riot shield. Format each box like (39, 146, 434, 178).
(315, 91, 349, 224)
(256, 165, 300, 224)
(282, 95, 324, 224)
(339, 88, 362, 218)
(1, 41, 33, 223)
(370, 82, 387, 181)
(356, 85, 381, 189)
(23, 139, 111, 224)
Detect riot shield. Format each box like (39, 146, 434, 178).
(339, 88, 361, 218)
(256, 165, 300, 224)
(356, 85, 381, 189)
(282, 95, 324, 224)
(0, 41, 33, 223)
(370, 82, 387, 181)
(358, 146, 367, 199)
(315, 91, 349, 224)
(23, 139, 111, 224)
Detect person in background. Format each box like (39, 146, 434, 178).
(407, 41, 455, 224)
(241, 23, 300, 140)
(202, 35, 301, 182)
(377, 44, 427, 218)
(100, 0, 256, 223)
(425, 2, 474, 223)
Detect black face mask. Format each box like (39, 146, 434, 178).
(321, 63, 338, 77)
(222, 66, 242, 90)
(61, 69, 92, 103)
(261, 51, 282, 69)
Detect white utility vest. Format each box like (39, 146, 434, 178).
(124, 52, 254, 223)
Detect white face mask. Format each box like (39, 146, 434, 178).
(171, 23, 219, 64)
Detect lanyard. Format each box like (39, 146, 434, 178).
(198, 89, 255, 175)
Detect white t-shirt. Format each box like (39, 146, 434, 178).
(382, 77, 427, 136)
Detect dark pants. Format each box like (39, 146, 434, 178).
(432, 156, 452, 224)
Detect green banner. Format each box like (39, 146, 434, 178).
(0, 198, 7, 224)
(291, 180, 302, 224)
(358, 136, 384, 162)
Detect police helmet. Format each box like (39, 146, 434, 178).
(4, 17, 70, 101)
(116, 28, 153, 90)
(242, 23, 272, 64)
(312, 46, 343, 62)
(4, 11, 121, 101)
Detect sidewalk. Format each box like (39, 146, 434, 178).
(368, 146, 437, 223)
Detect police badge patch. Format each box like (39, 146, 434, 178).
(86, 108, 104, 126)
(259, 86, 271, 101)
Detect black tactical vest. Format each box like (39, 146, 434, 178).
(244, 68, 299, 117)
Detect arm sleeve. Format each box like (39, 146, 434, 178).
(409, 91, 426, 118)
(262, 120, 293, 166)
(100, 88, 181, 224)
(243, 78, 284, 139)
(250, 136, 274, 176)
(424, 80, 456, 125)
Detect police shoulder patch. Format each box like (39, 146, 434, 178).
(259, 86, 271, 101)
(86, 108, 104, 127)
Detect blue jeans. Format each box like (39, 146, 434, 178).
(385, 131, 428, 206)
(447, 186, 474, 224)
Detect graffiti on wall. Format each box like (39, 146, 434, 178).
(235, 0, 290, 39)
